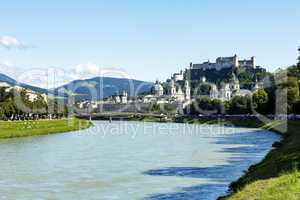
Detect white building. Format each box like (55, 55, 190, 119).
(153, 81, 164, 97)
(208, 74, 263, 101)
(168, 79, 191, 102)
(172, 70, 184, 81)
(112, 91, 128, 104)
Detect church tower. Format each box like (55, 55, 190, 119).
(170, 79, 176, 97)
(184, 80, 191, 100)
(230, 72, 240, 91)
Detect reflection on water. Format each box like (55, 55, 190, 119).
(0, 121, 280, 200)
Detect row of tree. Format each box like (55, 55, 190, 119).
(0, 88, 69, 120)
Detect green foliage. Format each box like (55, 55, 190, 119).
(277, 76, 299, 113)
(163, 103, 173, 113)
(0, 87, 69, 119)
(293, 100, 300, 114)
(237, 71, 253, 89)
(149, 103, 160, 112)
(287, 65, 300, 80)
(227, 171, 300, 200)
(196, 83, 211, 96)
(0, 119, 91, 139)
(252, 89, 269, 114)
(229, 95, 252, 114)
(190, 96, 226, 114)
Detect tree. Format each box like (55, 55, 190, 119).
(32, 94, 47, 114)
(63, 105, 69, 117)
(197, 84, 211, 96)
(286, 77, 299, 113)
(252, 89, 269, 114)
(275, 75, 299, 113)
(163, 103, 173, 114)
(293, 100, 300, 114)
(149, 103, 160, 113)
(211, 99, 226, 114)
(190, 97, 225, 115)
(229, 95, 252, 114)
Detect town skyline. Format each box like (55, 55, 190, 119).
(0, 0, 300, 87)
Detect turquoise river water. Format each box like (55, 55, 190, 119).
(0, 121, 280, 200)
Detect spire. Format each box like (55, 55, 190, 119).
(231, 72, 238, 82)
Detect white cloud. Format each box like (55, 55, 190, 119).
(75, 63, 100, 75)
(0, 61, 18, 78)
(75, 63, 132, 79)
(0, 36, 27, 49)
(0, 61, 134, 89)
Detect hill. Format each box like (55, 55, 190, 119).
(188, 67, 269, 90)
(54, 76, 153, 102)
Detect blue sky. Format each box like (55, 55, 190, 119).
(0, 0, 299, 87)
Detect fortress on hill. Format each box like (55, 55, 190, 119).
(190, 54, 256, 71)
(185, 54, 266, 81)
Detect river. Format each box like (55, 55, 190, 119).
(0, 121, 280, 200)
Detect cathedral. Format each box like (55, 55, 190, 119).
(208, 73, 262, 101)
(168, 79, 191, 102)
(148, 79, 191, 103)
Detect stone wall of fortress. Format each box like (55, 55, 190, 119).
(190, 55, 256, 71)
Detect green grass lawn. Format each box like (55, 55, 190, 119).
(0, 118, 92, 139)
(222, 120, 300, 200)
(227, 171, 300, 200)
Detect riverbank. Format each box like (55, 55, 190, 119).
(0, 118, 92, 139)
(217, 120, 300, 200)
(111, 115, 300, 199)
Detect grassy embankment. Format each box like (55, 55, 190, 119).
(226, 171, 300, 200)
(0, 118, 92, 139)
(219, 120, 300, 200)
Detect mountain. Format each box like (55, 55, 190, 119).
(0, 73, 153, 101)
(0, 73, 48, 94)
(54, 77, 153, 102)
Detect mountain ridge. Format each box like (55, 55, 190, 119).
(0, 73, 48, 94)
(0, 73, 153, 101)
(54, 76, 153, 101)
